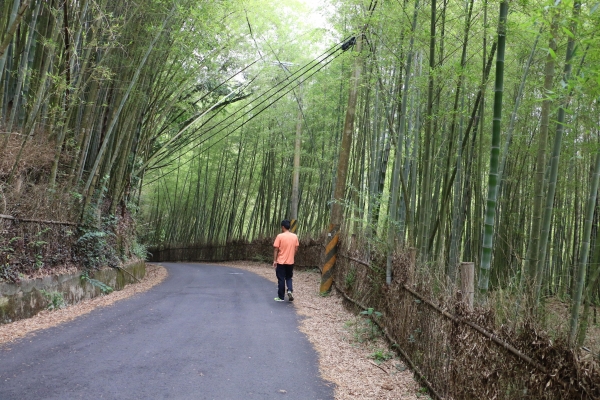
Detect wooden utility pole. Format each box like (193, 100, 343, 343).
(320, 34, 363, 294)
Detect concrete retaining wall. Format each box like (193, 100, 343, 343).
(0, 261, 145, 324)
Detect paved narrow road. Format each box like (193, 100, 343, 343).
(0, 263, 333, 400)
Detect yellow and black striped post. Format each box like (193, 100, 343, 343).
(290, 219, 298, 234)
(319, 223, 339, 294)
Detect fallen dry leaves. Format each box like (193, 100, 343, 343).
(218, 261, 420, 400)
(0, 264, 167, 346)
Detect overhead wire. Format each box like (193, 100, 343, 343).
(187, 33, 354, 134)
(146, 44, 346, 173)
(190, 50, 342, 144)
(144, 45, 348, 185)
(151, 57, 263, 142)
(145, 36, 352, 172)
(142, 34, 358, 184)
(145, 73, 261, 165)
(145, 37, 351, 169)
(195, 48, 346, 156)
(145, 41, 350, 180)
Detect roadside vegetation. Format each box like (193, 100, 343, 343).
(140, 0, 600, 351)
(2, 0, 600, 396)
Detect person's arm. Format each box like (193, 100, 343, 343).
(273, 236, 280, 268)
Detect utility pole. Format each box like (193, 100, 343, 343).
(320, 34, 363, 294)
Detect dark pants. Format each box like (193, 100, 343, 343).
(276, 264, 294, 300)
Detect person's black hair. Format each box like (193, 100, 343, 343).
(281, 220, 291, 230)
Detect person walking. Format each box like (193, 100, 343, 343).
(273, 220, 299, 302)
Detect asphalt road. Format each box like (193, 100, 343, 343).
(0, 263, 333, 400)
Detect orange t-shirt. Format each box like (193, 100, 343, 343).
(274, 231, 299, 265)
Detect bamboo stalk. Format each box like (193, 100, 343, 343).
(386, 0, 420, 284)
(569, 150, 600, 344)
(479, 0, 508, 295)
(535, 1, 582, 304)
(0, 0, 31, 59)
(83, 5, 177, 197)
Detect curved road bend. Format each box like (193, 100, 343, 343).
(0, 262, 333, 400)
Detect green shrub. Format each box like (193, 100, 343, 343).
(360, 308, 383, 339)
(40, 290, 66, 310)
(131, 240, 148, 260)
(74, 230, 119, 269)
(345, 266, 356, 289)
(370, 348, 394, 364)
(81, 272, 114, 294)
(0, 263, 20, 283)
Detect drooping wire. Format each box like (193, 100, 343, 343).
(150, 58, 263, 143)
(179, 34, 354, 136)
(196, 51, 347, 156)
(143, 34, 358, 184)
(187, 48, 343, 146)
(146, 73, 261, 164)
(146, 46, 346, 174)
(145, 36, 353, 169)
(145, 36, 353, 167)
(144, 46, 347, 185)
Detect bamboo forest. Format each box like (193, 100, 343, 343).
(2, 0, 600, 398)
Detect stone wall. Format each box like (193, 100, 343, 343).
(0, 261, 145, 324)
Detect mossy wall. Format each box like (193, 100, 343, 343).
(0, 261, 145, 324)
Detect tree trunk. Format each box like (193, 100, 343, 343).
(523, 23, 556, 303)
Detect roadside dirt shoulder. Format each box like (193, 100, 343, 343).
(0, 264, 167, 346)
(218, 261, 420, 400)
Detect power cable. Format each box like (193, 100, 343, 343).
(147, 46, 346, 173)
(144, 45, 347, 185)
(145, 73, 260, 165)
(191, 34, 353, 134)
(198, 51, 346, 154)
(143, 35, 355, 172)
(151, 58, 263, 142)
